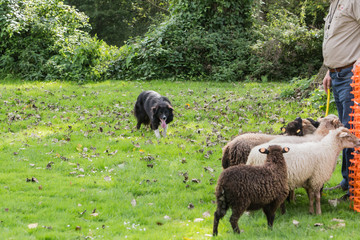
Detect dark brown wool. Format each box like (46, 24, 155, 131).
(213, 145, 289, 236)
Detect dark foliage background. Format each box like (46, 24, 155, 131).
(64, 0, 169, 47)
(0, 0, 330, 82)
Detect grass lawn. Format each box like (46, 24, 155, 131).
(0, 79, 359, 239)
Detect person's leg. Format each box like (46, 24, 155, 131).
(330, 66, 354, 194)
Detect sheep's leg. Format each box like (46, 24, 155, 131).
(307, 189, 315, 215)
(213, 207, 227, 236)
(280, 201, 286, 215)
(290, 190, 296, 202)
(229, 206, 245, 234)
(315, 191, 322, 215)
(263, 204, 277, 228)
(213, 200, 229, 236)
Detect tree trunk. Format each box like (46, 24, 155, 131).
(311, 64, 328, 91)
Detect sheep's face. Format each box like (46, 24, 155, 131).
(302, 119, 317, 135)
(337, 128, 360, 148)
(318, 116, 343, 130)
(281, 117, 302, 136)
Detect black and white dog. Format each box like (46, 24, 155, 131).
(134, 91, 174, 138)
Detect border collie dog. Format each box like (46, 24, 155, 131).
(134, 91, 174, 138)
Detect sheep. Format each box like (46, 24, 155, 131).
(267, 114, 342, 203)
(221, 117, 320, 169)
(280, 117, 319, 136)
(246, 127, 360, 215)
(280, 117, 304, 136)
(268, 114, 342, 144)
(213, 145, 289, 236)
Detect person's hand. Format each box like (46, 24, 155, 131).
(323, 70, 331, 93)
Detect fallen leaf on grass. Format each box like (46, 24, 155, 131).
(194, 218, 204, 222)
(90, 213, 99, 217)
(46, 161, 54, 169)
(104, 176, 111, 181)
(202, 211, 211, 218)
(131, 199, 137, 207)
(331, 218, 345, 223)
(76, 144, 83, 152)
(314, 223, 323, 227)
(26, 177, 39, 183)
(191, 179, 201, 183)
(330, 223, 346, 229)
(204, 167, 214, 172)
(164, 215, 171, 220)
(328, 199, 339, 207)
(28, 223, 38, 229)
(293, 220, 300, 227)
(188, 203, 194, 209)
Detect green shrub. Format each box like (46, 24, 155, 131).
(0, 0, 118, 82)
(249, 9, 323, 80)
(109, 0, 254, 81)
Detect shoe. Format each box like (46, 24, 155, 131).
(338, 193, 350, 202)
(323, 184, 342, 191)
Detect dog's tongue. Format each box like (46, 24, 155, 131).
(161, 119, 167, 129)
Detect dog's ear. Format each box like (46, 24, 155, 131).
(167, 104, 174, 110)
(152, 106, 158, 114)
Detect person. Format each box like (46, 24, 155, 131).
(322, 0, 360, 200)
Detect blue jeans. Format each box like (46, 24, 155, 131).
(330, 66, 354, 192)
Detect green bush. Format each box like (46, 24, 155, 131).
(249, 9, 323, 80)
(109, 0, 254, 81)
(0, 0, 118, 82)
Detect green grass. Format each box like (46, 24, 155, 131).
(0, 79, 359, 239)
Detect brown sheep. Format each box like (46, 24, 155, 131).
(213, 145, 289, 236)
(221, 117, 318, 169)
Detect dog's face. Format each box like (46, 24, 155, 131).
(152, 103, 173, 127)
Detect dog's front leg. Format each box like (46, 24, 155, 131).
(154, 129, 161, 138)
(162, 126, 168, 138)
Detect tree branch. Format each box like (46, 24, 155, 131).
(144, 0, 169, 13)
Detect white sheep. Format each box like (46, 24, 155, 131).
(246, 127, 360, 215)
(222, 114, 340, 169)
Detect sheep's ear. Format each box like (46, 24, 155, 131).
(281, 127, 286, 133)
(333, 119, 343, 127)
(259, 148, 269, 154)
(339, 132, 349, 138)
(282, 147, 290, 153)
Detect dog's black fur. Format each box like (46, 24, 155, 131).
(134, 91, 173, 137)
